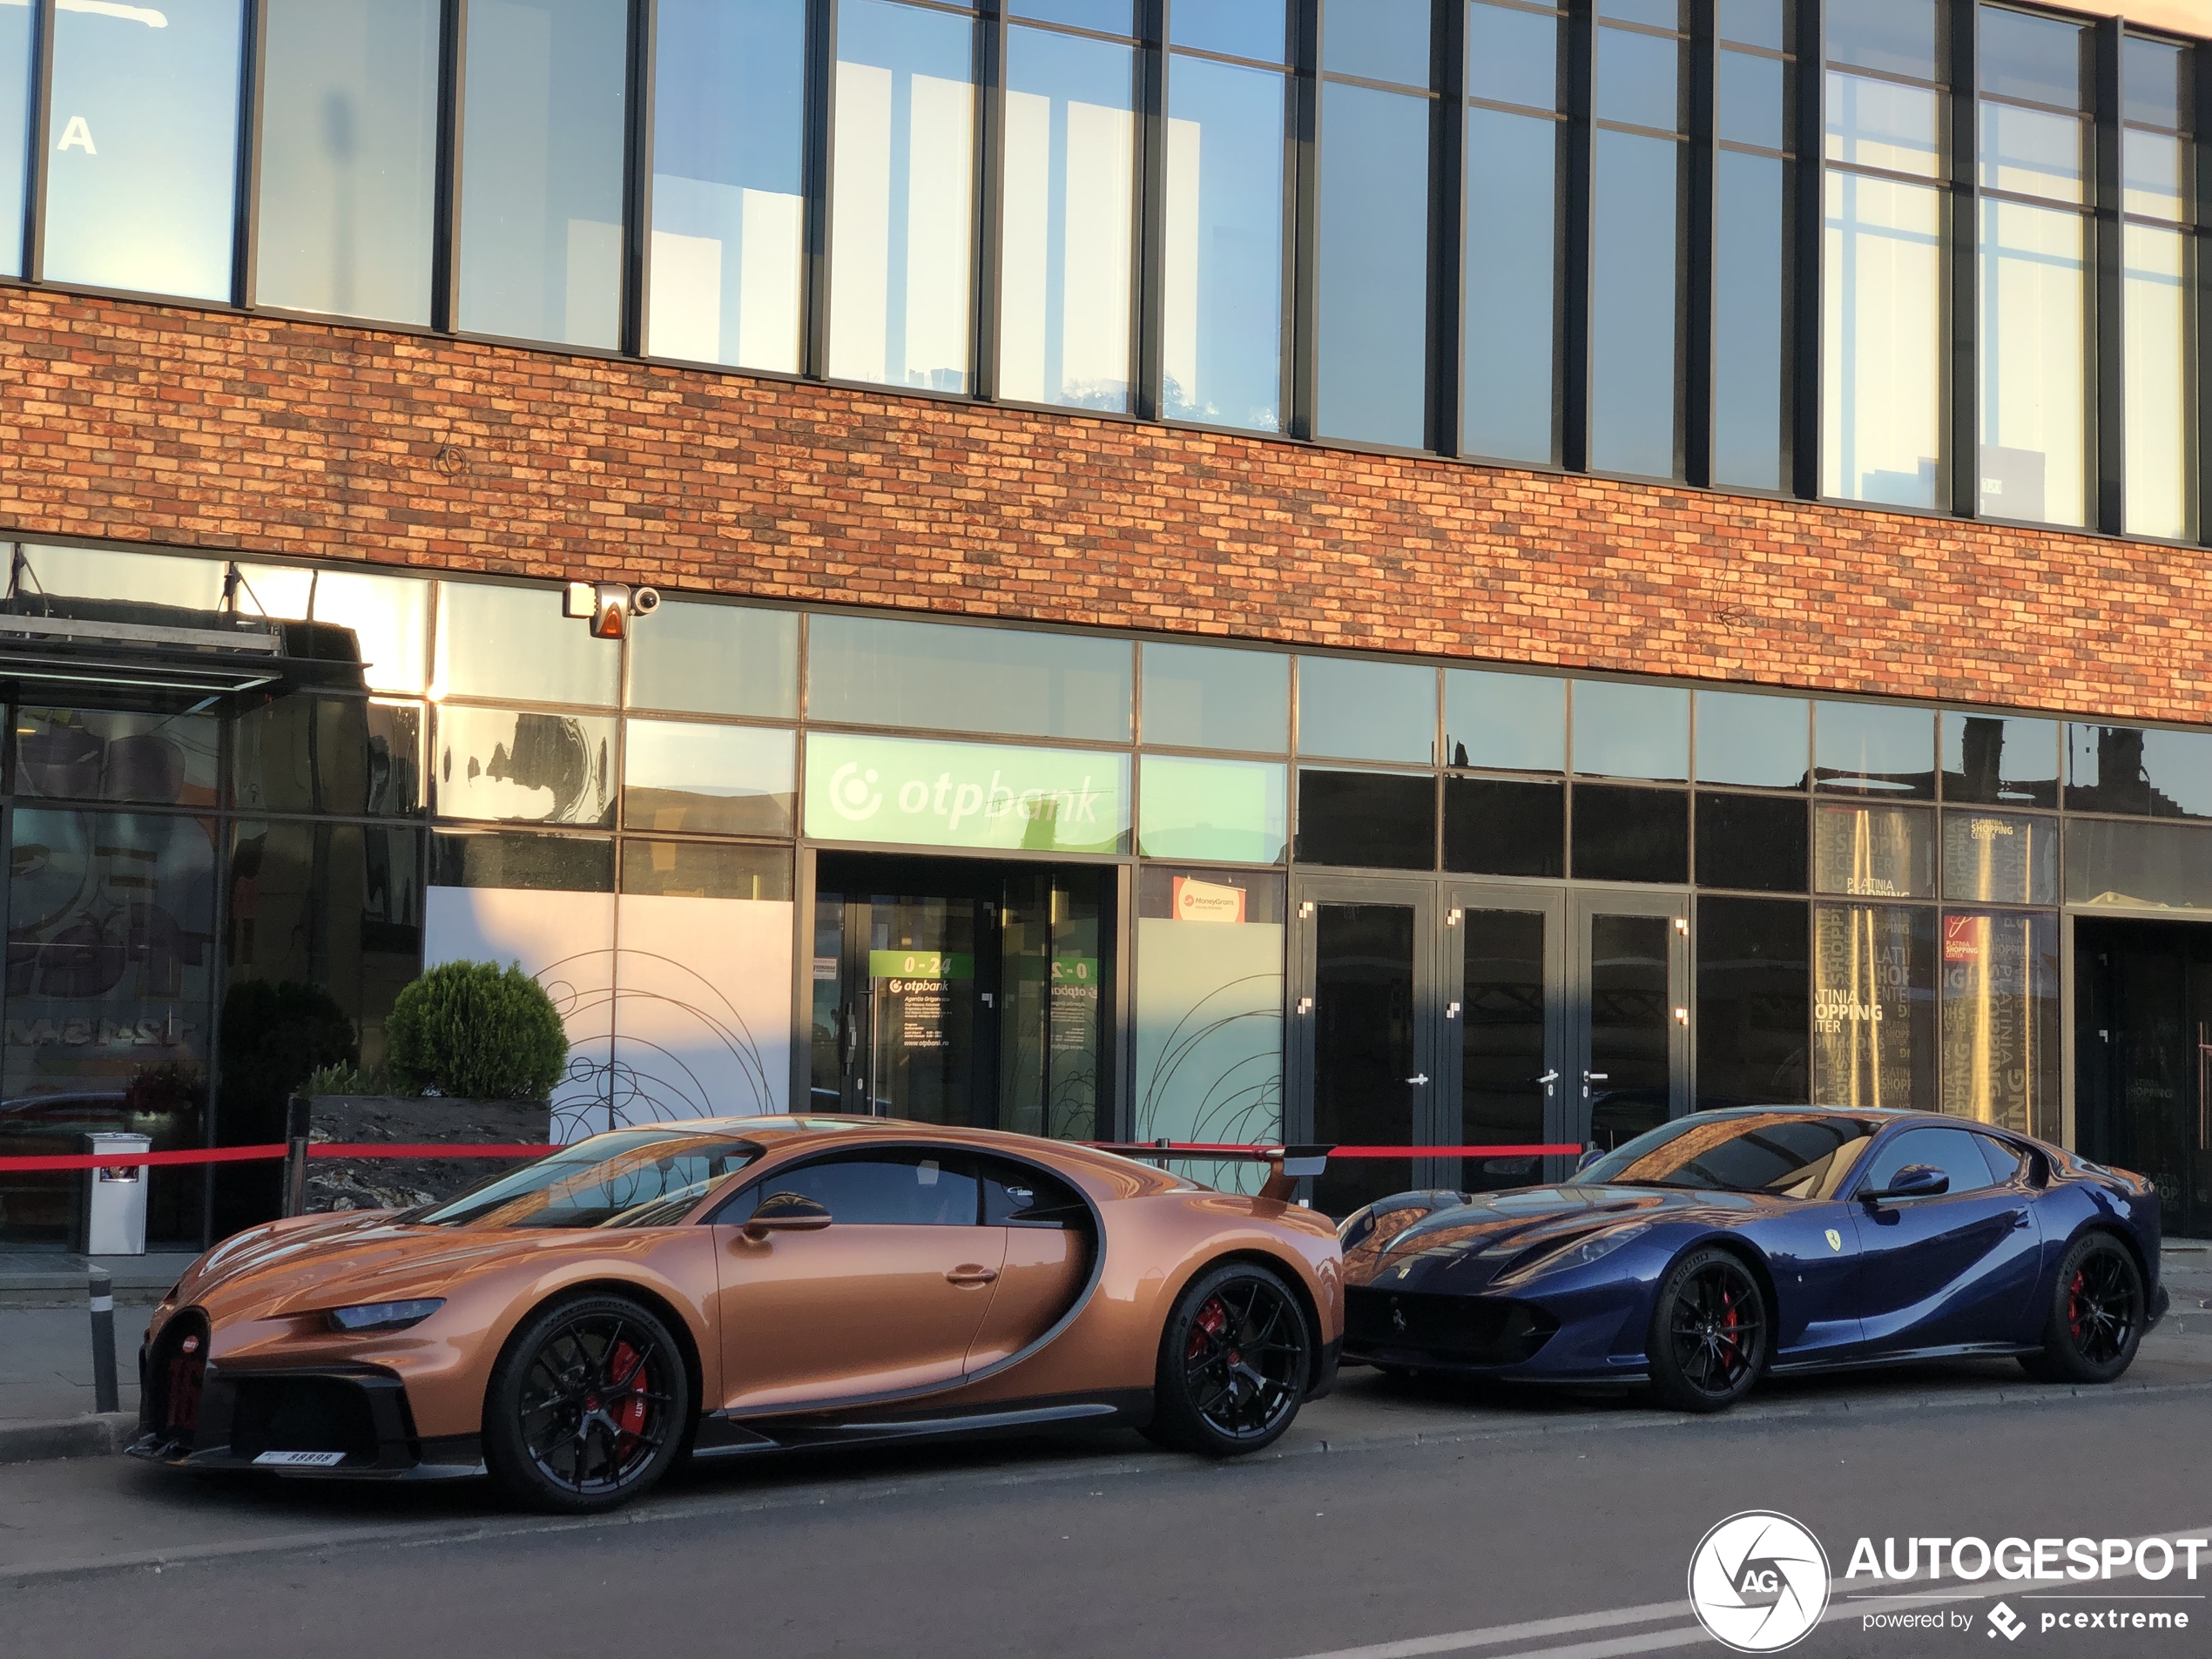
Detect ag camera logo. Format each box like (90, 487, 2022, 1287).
(1689, 1511, 1832, 1653)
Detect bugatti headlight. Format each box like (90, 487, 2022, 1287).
(1530, 1225, 1650, 1278)
(327, 1298, 444, 1333)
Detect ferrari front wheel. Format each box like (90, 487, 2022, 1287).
(2020, 1233, 2144, 1386)
(1646, 1247, 1767, 1413)
(1143, 1262, 1312, 1456)
(484, 1292, 691, 1514)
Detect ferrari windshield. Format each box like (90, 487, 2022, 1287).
(1577, 1111, 1884, 1199)
(408, 1130, 760, 1229)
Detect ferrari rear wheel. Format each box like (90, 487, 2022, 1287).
(484, 1292, 691, 1514)
(1646, 1247, 1767, 1413)
(1143, 1262, 1312, 1456)
(2020, 1233, 2144, 1386)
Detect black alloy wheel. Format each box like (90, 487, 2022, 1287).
(1143, 1262, 1312, 1456)
(484, 1293, 691, 1513)
(1646, 1246, 1768, 1413)
(2020, 1233, 2145, 1386)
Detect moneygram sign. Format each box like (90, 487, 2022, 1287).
(805, 733, 1130, 855)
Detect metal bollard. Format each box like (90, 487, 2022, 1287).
(88, 1268, 119, 1415)
(281, 1091, 311, 1219)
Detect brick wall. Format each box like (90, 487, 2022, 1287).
(2, 287, 2205, 726)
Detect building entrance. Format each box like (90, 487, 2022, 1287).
(2075, 917, 2212, 1239)
(810, 854, 1110, 1142)
(1291, 877, 1689, 1216)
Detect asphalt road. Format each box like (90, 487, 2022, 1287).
(3, 1335, 2209, 1659)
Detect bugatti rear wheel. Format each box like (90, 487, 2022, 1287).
(484, 1292, 691, 1514)
(2020, 1233, 2144, 1386)
(1645, 1247, 1767, 1413)
(1143, 1262, 1312, 1456)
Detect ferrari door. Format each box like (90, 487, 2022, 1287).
(710, 1149, 1004, 1413)
(1846, 1125, 2042, 1352)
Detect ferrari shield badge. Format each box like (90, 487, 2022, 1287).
(1824, 1229, 1843, 1252)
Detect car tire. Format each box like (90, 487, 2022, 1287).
(1141, 1262, 1312, 1457)
(483, 1291, 691, 1514)
(1645, 1246, 1767, 1413)
(2018, 1232, 2145, 1386)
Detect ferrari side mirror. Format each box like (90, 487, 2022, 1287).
(742, 1191, 833, 1241)
(1574, 1144, 1602, 1175)
(1861, 1164, 1949, 1204)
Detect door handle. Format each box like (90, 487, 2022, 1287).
(945, 1265, 999, 1286)
(1536, 1069, 1560, 1095)
(1404, 1074, 1430, 1086)
(1583, 1072, 1608, 1082)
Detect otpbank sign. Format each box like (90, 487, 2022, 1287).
(804, 733, 1130, 856)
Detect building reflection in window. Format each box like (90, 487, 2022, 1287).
(1813, 801, 1935, 899)
(1811, 900, 1935, 1110)
(434, 706, 617, 827)
(1939, 908, 2058, 1137)
(0, 0, 30, 280)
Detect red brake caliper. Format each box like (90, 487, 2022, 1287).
(1187, 1299, 1227, 1366)
(1719, 1285, 1741, 1367)
(608, 1341, 649, 1440)
(2068, 1271, 2087, 1342)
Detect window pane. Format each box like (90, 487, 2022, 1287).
(1717, 0, 1785, 51)
(649, 0, 807, 371)
(1813, 801, 1935, 898)
(1718, 47, 1784, 151)
(43, 0, 242, 300)
(2124, 37, 2187, 131)
(1588, 129, 1678, 476)
(807, 617, 1132, 742)
(1824, 71, 1941, 178)
(2064, 819, 2212, 911)
(2123, 130, 2185, 222)
(255, 0, 439, 323)
(1978, 8, 2082, 111)
(1297, 658, 1434, 764)
(827, 0, 974, 392)
(1142, 643, 1289, 752)
(19, 543, 226, 610)
(429, 828, 615, 890)
(1979, 103, 2081, 204)
(1979, 199, 2084, 526)
(233, 698, 424, 816)
(1824, 0, 1939, 81)
(1572, 680, 1688, 781)
(1163, 55, 1285, 431)
(1011, 0, 1132, 31)
(1696, 691, 1807, 788)
(1001, 27, 1136, 411)
(1322, 0, 1429, 88)
(622, 839, 790, 900)
(2124, 224, 2192, 542)
(1712, 150, 1785, 489)
(626, 600, 798, 718)
(1822, 173, 1941, 507)
(1138, 755, 1286, 863)
(458, 0, 627, 347)
(1572, 784, 1688, 882)
(1596, 25, 1678, 132)
(1443, 776, 1563, 876)
(1445, 669, 1565, 772)
(1941, 811, 2057, 905)
(624, 719, 796, 837)
(233, 562, 433, 695)
(1600, 0, 1679, 26)
(12, 708, 221, 806)
(2066, 725, 2212, 819)
(0, 0, 25, 278)
(1939, 910, 2057, 1136)
(1696, 895, 1808, 1106)
(434, 581, 622, 706)
(1468, 3, 1556, 112)
(1940, 711, 2057, 806)
(1316, 82, 1430, 448)
(1696, 792, 1807, 891)
(1815, 703, 1933, 797)
(434, 705, 617, 826)
(1811, 901, 1936, 1110)
(1461, 107, 1556, 462)
(1170, 0, 1286, 63)
(1295, 768, 1434, 869)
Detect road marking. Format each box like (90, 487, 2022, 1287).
(1284, 1524, 2212, 1659)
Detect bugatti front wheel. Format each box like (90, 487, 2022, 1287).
(2020, 1233, 2144, 1386)
(1143, 1262, 1312, 1456)
(484, 1292, 691, 1514)
(1645, 1247, 1767, 1413)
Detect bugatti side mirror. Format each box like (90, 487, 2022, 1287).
(742, 1191, 833, 1241)
(1863, 1163, 1950, 1204)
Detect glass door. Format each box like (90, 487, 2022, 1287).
(1571, 892, 1690, 1154)
(1441, 885, 1567, 1192)
(1291, 876, 1439, 1216)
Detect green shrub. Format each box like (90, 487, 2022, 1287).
(302, 1061, 391, 1097)
(386, 961, 568, 1101)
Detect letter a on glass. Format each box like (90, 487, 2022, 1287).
(57, 117, 97, 154)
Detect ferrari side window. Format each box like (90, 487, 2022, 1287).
(1974, 1134, 2036, 1187)
(977, 1157, 1087, 1227)
(1858, 1128, 1999, 1197)
(718, 1151, 981, 1226)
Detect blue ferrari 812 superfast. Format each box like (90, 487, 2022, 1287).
(1339, 1108, 2168, 1411)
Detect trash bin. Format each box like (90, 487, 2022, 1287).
(80, 1132, 151, 1256)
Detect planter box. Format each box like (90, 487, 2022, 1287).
(304, 1095, 550, 1214)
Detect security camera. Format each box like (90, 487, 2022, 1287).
(631, 585, 661, 617)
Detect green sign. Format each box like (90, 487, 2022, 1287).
(868, 950, 974, 981)
(806, 732, 1130, 855)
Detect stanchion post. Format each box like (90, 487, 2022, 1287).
(281, 1092, 311, 1219)
(88, 1268, 118, 1414)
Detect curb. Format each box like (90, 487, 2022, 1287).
(0, 1413, 137, 1466)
